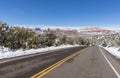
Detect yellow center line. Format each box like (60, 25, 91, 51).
(30, 48, 86, 78)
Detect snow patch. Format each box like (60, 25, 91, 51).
(0, 45, 79, 59)
(103, 46, 120, 59)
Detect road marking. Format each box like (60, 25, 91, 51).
(99, 47, 120, 78)
(30, 48, 86, 78)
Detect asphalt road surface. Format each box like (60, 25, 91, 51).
(41, 46, 120, 78)
(0, 46, 85, 78)
(0, 46, 120, 78)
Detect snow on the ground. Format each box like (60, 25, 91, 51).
(0, 45, 79, 59)
(103, 46, 120, 59)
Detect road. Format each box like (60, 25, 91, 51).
(0, 46, 85, 78)
(32, 46, 120, 78)
(0, 46, 120, 78)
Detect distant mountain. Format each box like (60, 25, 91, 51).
(12, 25, 119, 35)
(79, 27, 114, 35)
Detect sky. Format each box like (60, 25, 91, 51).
(0, 0, 120, 27)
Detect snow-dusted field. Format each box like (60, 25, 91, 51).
(0, 45, 79, 59)
(103, 46, 120, 59)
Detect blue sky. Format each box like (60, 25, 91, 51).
(0, 0, 120, 27)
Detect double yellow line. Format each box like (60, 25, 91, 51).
(31, 48, 85, 78)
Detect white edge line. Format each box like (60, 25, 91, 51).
(99, 47, 120, 78)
